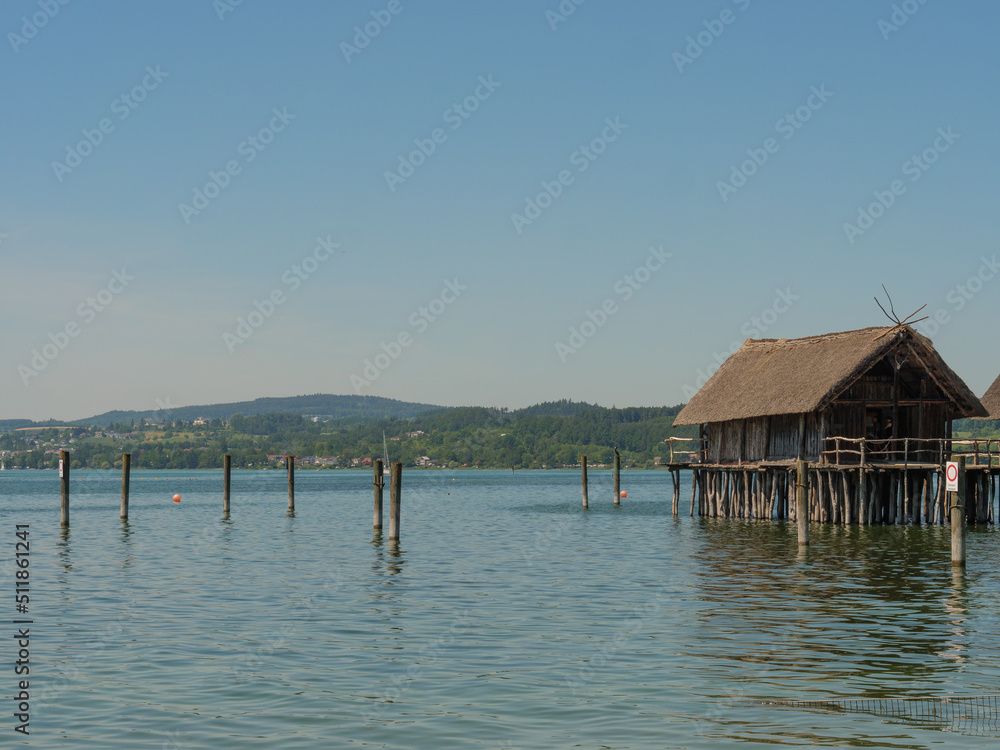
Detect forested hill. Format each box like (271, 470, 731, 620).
(4, 400, 696, 470)
(72, 394, 446, 427)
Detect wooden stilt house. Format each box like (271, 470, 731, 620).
(671, 325, 993, 525)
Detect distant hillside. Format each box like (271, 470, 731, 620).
(72, 394, 448, 427)
(0, 419, 38, 430)
(512, 399, 600, 417)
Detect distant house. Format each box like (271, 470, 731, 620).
(361, 457, 372, 466)
(415, 456, 435, 467)
(404, 431, 424, 438)
(193, 417, 208, 426)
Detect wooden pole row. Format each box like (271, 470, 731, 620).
(56, 453, 404, 541)
(579, 453, 631, 509)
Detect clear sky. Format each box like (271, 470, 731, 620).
(3, 0, 999, 421)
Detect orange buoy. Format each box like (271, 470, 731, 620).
(173, 494, 181, 503)
(620, 491, 627, 498)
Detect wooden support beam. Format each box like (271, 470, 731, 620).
(796, 460, 808, 545)
(389, 462, 402, 541)
(120, 453, 131, 520)
(613, 448, 621, 506)
(60, 450, 70, 527)
(374, 459, 384, 529)
(951, 456, 966, 566)
(223, 453, 232, 514)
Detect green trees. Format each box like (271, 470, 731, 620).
(0, 403, 696, 470)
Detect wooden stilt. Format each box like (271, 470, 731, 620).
(223, 453, 231, 514)
(859, 471, 867, 526)
(388, 462, 402, 540)
(888, 473, 898, 524)
(796, 460, 809, 545)
(120, 453, 131, 521)
(60, 450, 70, 528)
(374, 459, 384, 529)
(903, 469, 910, 524)
(934, 470, 944, 525)
(842, 472, 851, 525)
(613, 448, 621, 506)
(952, 456, 966, 566)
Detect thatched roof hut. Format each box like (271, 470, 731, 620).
(979, 374, 1000, 420)
(675, 325, 985, 465)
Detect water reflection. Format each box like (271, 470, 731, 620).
(689, 520, 973, 698)
(942, 567, 969, 664)
(369, 532, 405, 578)
(57, 526, 72, 573)
(118, 520, 134, 570)
(387, 541, 405, 576)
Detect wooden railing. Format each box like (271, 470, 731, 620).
(821, 436, 1000, 467)
(662, 437, 706, 464)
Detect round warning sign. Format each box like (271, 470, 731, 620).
(945, 461, 959, 492)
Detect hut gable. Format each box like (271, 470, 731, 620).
(674, 325, 985, 426)
(980, 373, 1000, 420)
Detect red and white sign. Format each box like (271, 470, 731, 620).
(59, 459, 64, 478)
(945, 461, 959, 492)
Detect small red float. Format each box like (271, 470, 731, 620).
(173, 494, 181, 503)
(620, 491, 627, 498)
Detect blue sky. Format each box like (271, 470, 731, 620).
(3, 0, 999, 420)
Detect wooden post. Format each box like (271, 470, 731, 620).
(797, 413, 806, 460)
(120, 453, 131, 520)
(796, 459, 808, 546)
(60, 450, 70, 527)
(223, 454, 232, 514)
(388, 462, 402, 540)
(581, 456, 589, 509)
(286, 455, 295, 511)
(951, 455, 966, 566)
(613, 448, 621, 505)
(374, 459, 385, 529)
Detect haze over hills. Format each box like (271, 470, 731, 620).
(0, 395, 621, 431)
(65, 394, 449, 427)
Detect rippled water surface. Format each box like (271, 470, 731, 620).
(4, 468, 1000, 748)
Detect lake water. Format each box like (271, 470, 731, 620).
(4, 468, 1000, 749)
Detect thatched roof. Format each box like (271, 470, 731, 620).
(674, 325, 986, 426)
(979, 373, 1000, 420)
